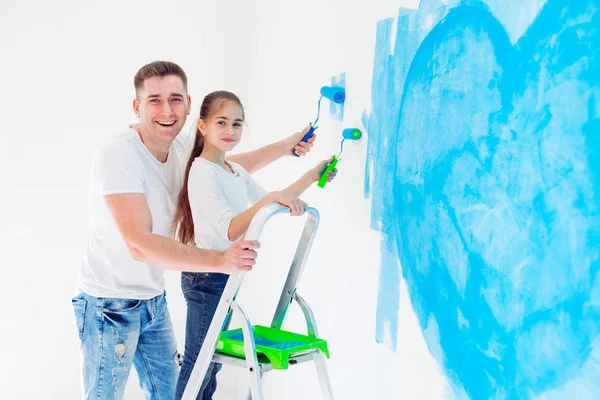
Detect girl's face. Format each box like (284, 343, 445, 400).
(198, 100, 244, 152)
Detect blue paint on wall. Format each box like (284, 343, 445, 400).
(364, 0, 600, 397)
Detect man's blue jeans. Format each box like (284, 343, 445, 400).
(71, 290, 179, 399)
(175, 271, 229, 400)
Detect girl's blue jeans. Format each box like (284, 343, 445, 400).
(175, 271, 229, 400)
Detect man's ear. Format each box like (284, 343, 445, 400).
(133, 98, 141, 118)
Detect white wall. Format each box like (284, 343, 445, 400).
(0, 0, 447, 399)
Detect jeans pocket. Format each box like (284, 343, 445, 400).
(181, 272, 196, 294)
(201, 273, 229, 295)
(102, 297, 143, 313)
(71, 297, 87, 340)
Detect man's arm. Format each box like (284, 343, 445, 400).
(104, 193, 259, 274)
(228, 125, 316, 174)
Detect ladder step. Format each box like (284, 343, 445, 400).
(216, 325, 330, 370)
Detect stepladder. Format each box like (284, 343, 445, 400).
(181, 203, 335, 400)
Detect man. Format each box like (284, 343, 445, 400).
(71, 61, 315, 399)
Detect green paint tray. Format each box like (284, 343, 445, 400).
(216, 325, 330, 370)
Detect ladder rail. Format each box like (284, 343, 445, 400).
(270, 210, 320, 330)
(294, 291, 334, 399)
(315, 350, 335, 400)
(292, 291, 318, 338)
(231, 301, 263, 399)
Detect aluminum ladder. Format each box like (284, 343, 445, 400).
(181, 203, 334, 400)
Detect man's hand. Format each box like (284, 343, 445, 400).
(219, 239, 261, 274)
(281, 125, 316, 157)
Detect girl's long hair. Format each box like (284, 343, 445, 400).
(172, 91, 244, 245)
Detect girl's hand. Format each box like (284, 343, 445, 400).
(269, 190, 307, 216)
(312, 157, 338, 183)
(282, 125, 316, 157)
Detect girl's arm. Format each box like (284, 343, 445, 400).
(227, 157, 334, 241)
(226, 193, 277, 241)
(227, 125, 315, 174)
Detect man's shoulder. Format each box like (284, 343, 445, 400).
(93, 129, 144, 169)
(102, 128, 143, 152)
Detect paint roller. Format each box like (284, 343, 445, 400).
(317, 127, 363, 188)
(293, 86, 346, 157)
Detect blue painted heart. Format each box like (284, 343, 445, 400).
(366, 0, 600, 398)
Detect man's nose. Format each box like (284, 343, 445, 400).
(162, 101, 173, 114)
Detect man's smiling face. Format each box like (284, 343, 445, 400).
(133, 75, 191, 145)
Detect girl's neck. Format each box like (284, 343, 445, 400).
(200, 144, 232, 173)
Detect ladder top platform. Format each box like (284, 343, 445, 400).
(216, 325, 330, 370)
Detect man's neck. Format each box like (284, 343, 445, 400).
(133, 124, 171, 163)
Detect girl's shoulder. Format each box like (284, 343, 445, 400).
(190, 157, 221, 179)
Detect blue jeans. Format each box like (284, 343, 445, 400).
(175, 272, 229, 400)
(71, 291, 179, 400)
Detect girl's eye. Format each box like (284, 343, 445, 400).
(233, 123, 242, 128)
(217, 121, 226, 125)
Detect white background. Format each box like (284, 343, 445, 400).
(0, 0, 447, 398)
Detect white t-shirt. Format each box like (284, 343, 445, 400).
(78, 128, 193, 299)
(188, 157, 268, 252)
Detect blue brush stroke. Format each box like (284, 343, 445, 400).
(329, 72, 346, 121)
(375, 230, 401, 349)
(365, 0, 600, 398)
(365, 17, 404, 351)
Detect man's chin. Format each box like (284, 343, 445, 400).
(156, 126, 181, 140)
(162, 133, 179, 143)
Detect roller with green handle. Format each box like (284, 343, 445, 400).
(317, 155, 339, 189)
(317, 127, 363, 188)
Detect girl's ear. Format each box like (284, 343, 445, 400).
(197, 119, 206, 135)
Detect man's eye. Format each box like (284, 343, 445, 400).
(171, 98, 181, 102)
(150, 99, 160, 103)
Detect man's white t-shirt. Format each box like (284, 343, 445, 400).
(188, 158, 268, 252)
(78, 128, 192, 299)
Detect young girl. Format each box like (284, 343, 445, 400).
(173, 91, 335, 399)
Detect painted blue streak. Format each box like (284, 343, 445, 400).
(365, 16, 409, 351)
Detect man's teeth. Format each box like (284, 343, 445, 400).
(157, 121, 176, 126)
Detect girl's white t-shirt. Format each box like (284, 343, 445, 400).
(188, 157, 268, 252)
